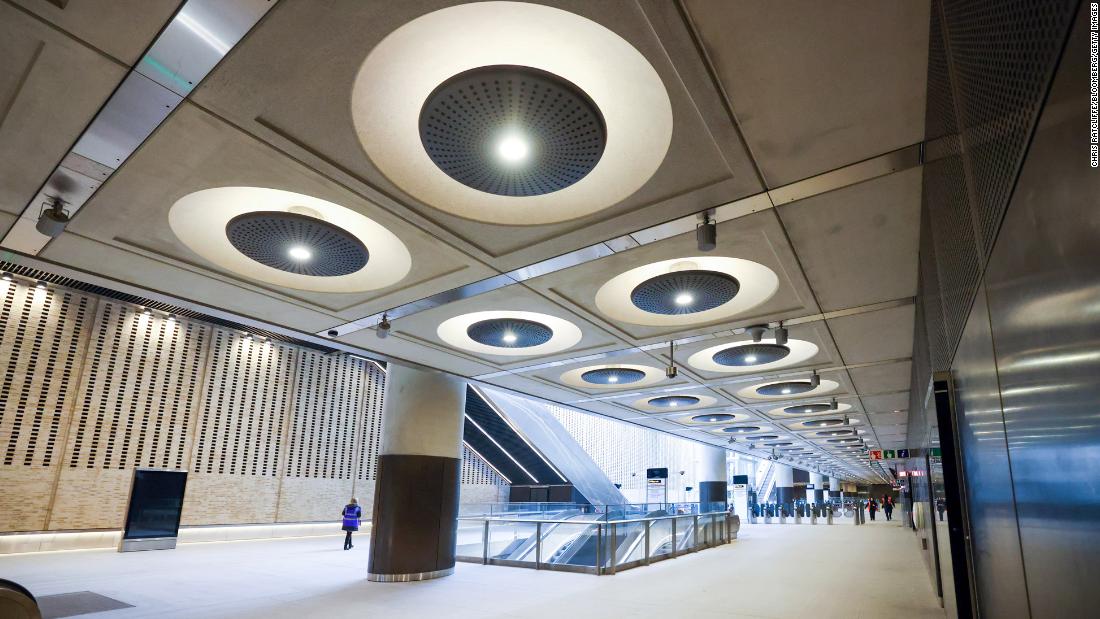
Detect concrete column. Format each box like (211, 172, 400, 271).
(773, 463, 794, 513)
(696, 445, 728, 510)
(829, 476, 841, 501)
(808, 472, 824, 505)
(368, 364, 466, 582)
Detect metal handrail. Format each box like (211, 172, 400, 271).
(457, 510, 730, 526)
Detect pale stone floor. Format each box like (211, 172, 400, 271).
(0, 518, 943, 619)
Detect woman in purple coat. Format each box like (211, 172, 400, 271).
(342, 498, 362, 550)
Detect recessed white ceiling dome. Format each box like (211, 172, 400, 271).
(595, 257, 779, 327)
(168, 187, 411, 293)
(351, 1, 672, 225)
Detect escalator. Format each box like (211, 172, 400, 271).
(462, 386, 566, 486)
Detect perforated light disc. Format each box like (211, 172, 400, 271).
(712, 343, 790, 367)
(722, 426, 761, 433)
(816, 429, 855, 437)
(647, 396, 701, 408)
(226, 212, 369, 276)
(581, 368, 646, 385)
(746, 435, 779, 441)
(756, 381, 815, 396)
(629, 270, 740, 315)
(803, 418, 845, 427)
(466, 318, 553, 348)
(784, 403, 833, 415)
(691, 413, 737, 423)
(419, 65, 606, 197)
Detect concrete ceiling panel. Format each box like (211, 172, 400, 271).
(860, 393, 909, 414)
(189, 0, 761, 269)
(0, 3, 127, 217)
(777, 168, 922, 311)
(683, 0, 929, 185)
(827, 304, 915, 365)
(11, 0, 181, 65)
(848, 360, 913, 395)
(63, 103, 496, 321)
(527, 210, 818, 343)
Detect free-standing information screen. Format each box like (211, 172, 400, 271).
(122, 469, 188, 541)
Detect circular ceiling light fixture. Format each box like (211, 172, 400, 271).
(767, 401, 853, 418)
(746, 435, 780, 441)
(802, 418, 846, 428)
(419, 65, 606, 197)
(352, 1, 672, 225)
(560, 364, 666, 390)
(466, 317, 553, 348)
(713, 343, 789, 367)
(689, 338, 819, 374)
(691, 413, 737, 424)
(648, 396, 700, 408)
(169, 187, 411, 293)
(437, 310, 581, 356)
(828, 437, 861, 444)
(737, 377, 839, 401)
(629, 270, 740, 315)
(596, 257, 778, 327)
(631, 393, 717, 412)
(722, 425, 761, 434)
(225, 212, 370, 277)
(816, 429, 855, 437)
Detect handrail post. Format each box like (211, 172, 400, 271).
(644, 520, 651, 565)
(483, 519, 489, 565)
(693, 514, 700, 551)
(535, 521, 542, 570)
(595, 523, 602, 576)
(671, 517, 678, 559)
(609, 523, 617, 575)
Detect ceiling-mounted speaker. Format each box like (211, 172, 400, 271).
(696, 214, 716, 251)
(810, 370, 820, 388)
(376, 314, 391, 339)
(745, 324, 768, 343)
(774, 325, 788, 346)
(830, 397, 839, 410)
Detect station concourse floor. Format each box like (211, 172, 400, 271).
(0, 518, 943, 619)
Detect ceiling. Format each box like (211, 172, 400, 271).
(0, 0, 930, 483)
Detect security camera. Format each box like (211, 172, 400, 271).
(376, 313, 391, 339)
(746, 325, 768, 342)
(36, 198, 70, 238)
(327, 329, 339, 337)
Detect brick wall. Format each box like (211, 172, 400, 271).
(0, 277, 506, 533)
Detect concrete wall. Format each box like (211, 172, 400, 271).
(0, 277, 504, 533)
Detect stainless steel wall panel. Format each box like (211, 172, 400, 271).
(982, 5, 1100, 615)
(951, 282, 1029, 619)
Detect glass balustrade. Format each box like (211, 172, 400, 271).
(455, 502, 738, 575)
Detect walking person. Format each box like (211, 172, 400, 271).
(883, 496, 894, 521)
(936, 498, 946, 522)
(341, 498, 362, 550)
(868, 498, 878, 521)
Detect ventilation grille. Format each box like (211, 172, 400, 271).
(0, 282, 94, 467)
(66, 302, 208, 470)
(917, 0, 1076, 372)
(193, 330, 296, 476)
(356, 362, 386, 482)
(461, 444, 507, 485)
(419, 65, 606, 197)
(287, 352, 365, 479)
(226, 212, 369, 277)
(0, 261, 337, 352)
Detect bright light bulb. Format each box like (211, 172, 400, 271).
(669, 401, 679, 407)
(744, 355, 758, 363)
(674, 293, 694, 306)
(781, 388, 791, 394)
(288, 246, 312, 261)
(608, 375, 619, 383)
(501, 333, 517, 344)
(497, 134, 529, 163)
